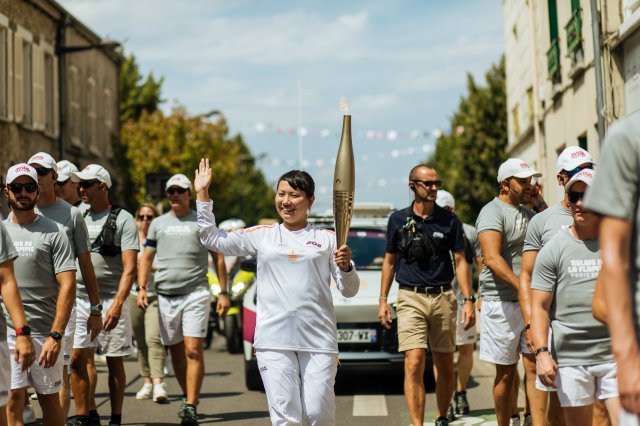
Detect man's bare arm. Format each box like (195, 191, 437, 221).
(478, 230, 519, 289)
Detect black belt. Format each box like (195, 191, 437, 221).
(399, 284, 452, 295)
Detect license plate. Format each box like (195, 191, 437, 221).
(337, 328, 377, 343)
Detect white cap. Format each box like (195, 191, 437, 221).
(28, 152, 57, 170)
(71, 164, 112, 188)
(6, 163, 38, 184)
(165, 174, 192, 190)
(218, 218, 246, 231)
(556, 146, 594, 173)
(56, 160, 79, 182)
(565, 168, 595, 192)
(436, 190, 455, 209)
(497, 158, 542, 183)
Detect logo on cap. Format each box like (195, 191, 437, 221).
(571, 151, 587, 159)
(16, 166, 31, 173)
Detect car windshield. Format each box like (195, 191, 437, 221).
(347, 229, 386, 270)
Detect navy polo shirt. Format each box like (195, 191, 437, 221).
(385, 203, 465, 288)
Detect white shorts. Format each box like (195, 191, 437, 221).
(63, 305, 77, 367)
(256, 349, 338, 426)
(0, 342, 10, 406)
(621, 409, 640, 426)
(8, 335, 63, 395)
(456, 303, 477, 346)
(479, 300, 529, 365)
(549, 362, 619, 407)
(157, 287, 210, 346)
(74, 296, 133, 357)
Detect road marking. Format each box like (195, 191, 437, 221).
(353, 394, 388, 416)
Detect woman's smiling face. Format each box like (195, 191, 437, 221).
(275, 180, 314, 230)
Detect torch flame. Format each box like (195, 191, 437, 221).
(339, 97, 349, 115)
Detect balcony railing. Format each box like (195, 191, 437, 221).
(565, 9, 582, 55)
(547, 37, 561, 81)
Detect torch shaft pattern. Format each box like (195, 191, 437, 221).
(333, 115, 355, 248)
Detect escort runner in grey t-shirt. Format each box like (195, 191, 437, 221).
(453, 223, 481, 302)
(3, 216, 76, 336)
(77, 208, 139, 299)
(523, 203, 572, 252)
(146, 211, 209, 296)
(584, 111, 640, 343)
(476, 198, 535, 301)
(37, 199, 91, 258)
(531, 229, 612, 366)
(0, 222, 18, 342)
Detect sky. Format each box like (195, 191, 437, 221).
(58, 0, 505, 214)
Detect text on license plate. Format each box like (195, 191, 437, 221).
(337, 329, 377, 343)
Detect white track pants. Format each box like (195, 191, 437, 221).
(256, 349, 338, 426)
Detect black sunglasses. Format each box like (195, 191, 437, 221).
(79, 180, 100, 189)
(137, 215, 155, 221)
(8, 183, 38, 193)
(34, 167, 53, 177)
(568, 191, 585, 203)
(55, 179, 69, 186)
(411, 179, 442, 188)
(166, 187, 189, 195)
(566, 164, 593, 179)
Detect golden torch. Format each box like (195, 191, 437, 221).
(333, 97, 355, 247)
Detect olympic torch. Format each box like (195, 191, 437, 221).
(333, 98, 355, 247)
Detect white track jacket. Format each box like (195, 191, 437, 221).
(197, 200, 359, 353)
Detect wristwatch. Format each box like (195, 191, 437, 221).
(463, 295, 476, 303)
(49, 331, 63, 341)
(534, 346, 549, 356)
(90, 304, 103, 312)
(16, 325, 31, 336)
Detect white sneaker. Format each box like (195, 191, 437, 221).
(153, 382, 168, 403)
(23, 405, 37, 424)
(136, 383, 153, 400)
(510, 415, 521, 426)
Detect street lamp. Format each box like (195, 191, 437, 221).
(55, 16, 121, 160)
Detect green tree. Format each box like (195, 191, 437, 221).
(429, 56, 507, 223)
(119, 52, 164, 123)
(120, 107, 275, 225)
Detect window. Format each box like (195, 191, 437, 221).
(578, 135, 587, 151)
(547, 0, 561, 81)
(0, 27, 7, 119)
(22, 40, 31, 127)
(512, 104, 520, 138)
(68, 65, 80, 145)
(87, 76, 97, 151)
(565, 0, 583, 61)
(44, 52, 54, 133)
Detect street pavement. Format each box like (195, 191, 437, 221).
(25, 335, 527, 425)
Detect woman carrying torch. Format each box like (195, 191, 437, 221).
(194, 159, 359, 425)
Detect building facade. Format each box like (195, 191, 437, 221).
(0, 0, 120, 216)
(503, 0, 624, 204)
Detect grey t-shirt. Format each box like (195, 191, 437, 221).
(523, 203, 573, 252)
(452, 223, 481, 303)
(476, 197, 535, 301)
(77, 208, 139, 299)
(531, 229, 612, 366)
(37, 199, 91, 258)
(0, 222, 18, 342)
(146, 211, 209, 296)
(584, 110, 640, 344)
(3, 216, 76, 336)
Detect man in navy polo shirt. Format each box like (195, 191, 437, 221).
(379, 164, 476, 426)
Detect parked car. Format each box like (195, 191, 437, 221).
(241, 203, 433, 391)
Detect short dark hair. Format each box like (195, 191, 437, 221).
(277, 170, 315, 198)
(409, 164, 435, 180)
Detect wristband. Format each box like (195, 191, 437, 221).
(379, 296, 387, 301)
(534, 346, 549, 356)
(90, 312, 102, 317)
(219, 291, 229, 296)
(463, 295, 476, 303)
(16, 325, 31, 336)
(90, 304, 103, 312)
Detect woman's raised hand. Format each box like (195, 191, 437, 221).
(195, 158, 213, 201)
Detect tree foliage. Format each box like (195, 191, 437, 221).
(119, 53, 164, 123)
(429, 56, 508, 223)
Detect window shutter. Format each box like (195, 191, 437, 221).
(32, 44, 43, 130)
(6, 29, 13, 121)
(13, 33, 22, 123)
(53, 55, 58, 137)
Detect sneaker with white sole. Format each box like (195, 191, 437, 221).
(510, 415, 521, 426)
(153, 383, 168, 403)
(136, 383, 153, 400)
(23, 405, 37, 424)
